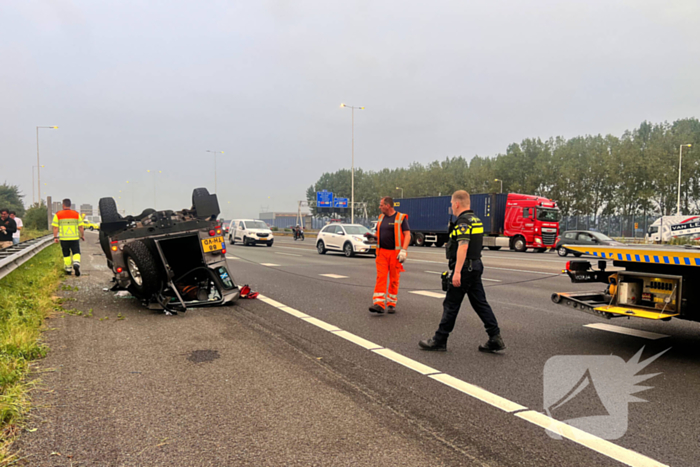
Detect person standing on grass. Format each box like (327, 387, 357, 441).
(0, 209, 17, 250)
(52, 198, 84, 276)
(9, 211, 22, 246)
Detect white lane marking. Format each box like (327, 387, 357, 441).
(255, 294, 668, 467)
(372, 349, 440, 375)
(488, 267, 560, 276)
(425, 271, 501, 282)
(260, 263, 281, 267)
(276, 246, 315, 252)
(584, 323, 670, 340)
(410, 291, 446, 299)
(319, 274, 349, 279)
(278, 305, 309, 318)
(515, 411, 668, 467)
(226, 256, 240, 260)
(276, 252, 302, 257)
(301, 316, 342, 332)
(334, 331, 383, 350)
(429, 374, 526, 413)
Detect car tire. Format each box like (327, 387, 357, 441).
(99, 230, 112, 261)
(343, 242, 355, 257)
(89, 226, 94, 231)
(415, 232, 426, 247)
(122, 240, 163, 299)
(573, 252, 583, 257)
(229, 235, 235, 245)
(99, 197, 121, 223)
(557, 246, 568, 257)
(513, 237, 527, 252)
(317, 241, 327, 255)
(267, 241, 273, 247)
(488, 246, 501, 251)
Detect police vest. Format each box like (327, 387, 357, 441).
(446, 210, 484, 268)
(52, 210, 81, 241)
(376, 212, 407, 250)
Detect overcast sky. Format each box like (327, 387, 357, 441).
(2, 0, 699, 219)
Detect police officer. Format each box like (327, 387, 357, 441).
(419, 190, 505, 352)
(52, 198, 85, 276)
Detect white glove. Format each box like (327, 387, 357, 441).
(397, 249, 407, 263)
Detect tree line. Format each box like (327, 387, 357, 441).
(306, 118, 700, 219)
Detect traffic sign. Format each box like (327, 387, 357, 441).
(333, 197, 348, 208)
(316, 190, 333, 208)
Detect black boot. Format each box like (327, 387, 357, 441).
(478, 334, 506, 353)
(369, 304, 385, 314)
(419, 338, 446, 351)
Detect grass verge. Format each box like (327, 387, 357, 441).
(19, 229, 50, 243)
(0, 244, 62, 464)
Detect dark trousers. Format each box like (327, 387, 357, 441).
(60, 240, 80, 259)
(435, 260, 500, 342)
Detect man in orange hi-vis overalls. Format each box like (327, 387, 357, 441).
(369, 196, 411, 314)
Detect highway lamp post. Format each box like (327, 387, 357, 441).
(396, 186, 404, 198)
(677, 144, 693, 215)
(206, 150, 224, 194)
(494, 179, 503, 193)
(146, 170, 162, 209)
(32, 165, 45, 205)
(341, 104, 364, 224)
(36, 126, 58, 202)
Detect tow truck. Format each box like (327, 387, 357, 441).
(552, 244, 700, 323)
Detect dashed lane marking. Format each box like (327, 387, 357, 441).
(226, 256, 240, 260)
(584, 323, 670, 340)
(260, 263, 281, 267)
(488, 267, 560, 276)
(319, 274, 349, 279)
(276, 252, 302, 257)
(409, 291, 446, 299)
(255, 293, 668, 467)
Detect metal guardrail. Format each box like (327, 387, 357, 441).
(0, 235, 55, 281)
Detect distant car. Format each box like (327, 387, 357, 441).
(316, 224, 376, 257)
(228, 219, 274, 247)
(555, 230, 624, 257)
(82, 220, 100, 231)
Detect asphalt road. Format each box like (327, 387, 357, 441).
(16, 233, 700, 466)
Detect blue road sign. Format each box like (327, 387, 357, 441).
(333, 197, 349, 208)
(316, 190, 333, 208)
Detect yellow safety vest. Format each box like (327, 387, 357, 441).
(52, 210, 81, 241)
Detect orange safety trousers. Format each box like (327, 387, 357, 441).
(373, 248, 404, 308)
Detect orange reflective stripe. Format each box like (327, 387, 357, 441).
(56, 210, 80, 220)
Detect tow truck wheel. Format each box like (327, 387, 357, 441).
(317, 241, 327, 255)
(513, 237, 527, 252)
(343, 242, 355, 257)
(122, 241, 163, 299)
(557, 246, 568, 257)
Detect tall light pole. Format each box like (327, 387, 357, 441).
(206, 150, 224, 193)
(146, 169, 162, 209)
(494, 179, 503, 193)
(32, 165, 45, 205)
(395, 186, 404, 198)
(677, 144, 693, 215)
(341, 104, 364, 223)
(36, 126, 58, 202)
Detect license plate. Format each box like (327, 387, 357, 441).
(202, 237, 223, 252)
(370, 245, 377, 249)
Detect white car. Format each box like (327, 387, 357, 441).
(228, 219, 274, 247)
(316, 224, 376, 257)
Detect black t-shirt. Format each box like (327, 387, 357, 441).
(379, 212, 410, 249)
(0, 218, 17, 242)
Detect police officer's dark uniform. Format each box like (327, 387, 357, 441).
(419, 209, 505, 352)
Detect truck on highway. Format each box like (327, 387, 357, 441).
(553, 243, 700, 324)
(645, 215, 700, 243)
(394, 193, 561, 252)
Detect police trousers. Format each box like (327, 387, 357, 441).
(434, 259, 500, 342)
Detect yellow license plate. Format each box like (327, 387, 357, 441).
(202, 237, 223, 252)
(370, 245, 377, 249)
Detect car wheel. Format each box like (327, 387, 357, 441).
(415, 232, 425, 247)
(317, 241, 326, 255)
(557, 246, 568, 257)
(230, 235, 235, 245)
(122, 241, 163, 299)
(267, 241, 273, 247)
(344, 242, 354, 257)
(514, 237, 527, 252)
(243, 236, 250, 246)
(573, 252, 583, 257)
(89, 226, 94, 231)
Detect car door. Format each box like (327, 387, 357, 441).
(236, 221, 245, 241)
(325, 225, 340, 249)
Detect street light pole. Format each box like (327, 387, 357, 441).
(494, 179, 503, 193)
(341, 104, 364, 223)
(36, 126, 58, 202)
(677, 144, 693, 215)
(396, 186, 404, 198)
(206, 150, 224, 193)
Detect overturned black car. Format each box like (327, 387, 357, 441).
(99, 187, 239, 313)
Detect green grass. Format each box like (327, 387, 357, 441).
(19, 229, 50, 243)
(0, 245, 62, 462)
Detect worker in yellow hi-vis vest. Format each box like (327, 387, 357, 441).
(52, 198, 85, 276)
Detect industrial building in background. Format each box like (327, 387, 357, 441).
(80, 204, 93, 216)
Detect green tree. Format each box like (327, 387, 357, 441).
(24, 201, 48, 230)
(0, 183, 25, 216)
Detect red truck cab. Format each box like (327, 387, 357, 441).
(503, 194, 560, 251)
